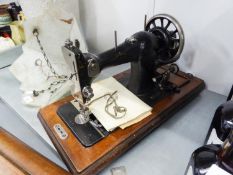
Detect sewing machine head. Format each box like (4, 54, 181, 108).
(56, 14, 187, 147)
(62, 14, 184, 103)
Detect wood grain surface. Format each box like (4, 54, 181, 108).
(38, 69, 205, 175)
(0, 154, 28, 175)
(0, 128, 70, 175)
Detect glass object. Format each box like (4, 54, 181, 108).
(211, 101, 233, 142)
(111, 166, 127, 175)
(218, 130, 233, 173)
(190, 130, 233, 175)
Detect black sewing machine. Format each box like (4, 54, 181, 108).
(56, 14, 185, 147)
(38, 14, 204, 175)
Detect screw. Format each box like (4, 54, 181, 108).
(32, 28, 39, 36)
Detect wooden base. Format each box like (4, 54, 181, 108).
(38, 70, 205, 175)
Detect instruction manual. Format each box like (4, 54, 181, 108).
(89, 77, 152, 131)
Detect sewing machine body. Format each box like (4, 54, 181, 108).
(38, 14, 205, 175)
(58, 14, 185, 147)
(63, 15, 184, 103)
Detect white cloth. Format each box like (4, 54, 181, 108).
(18, 0, 52, 19)
(10, 1, 87, 107)
(19, 0, 80, 21)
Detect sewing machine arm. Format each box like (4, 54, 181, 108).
(63, 14, 184, 103)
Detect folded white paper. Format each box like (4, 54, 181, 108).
(89, 77, 152, 131)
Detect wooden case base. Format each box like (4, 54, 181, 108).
(38, 70, 205, 175)
(0, 128, 69, 175)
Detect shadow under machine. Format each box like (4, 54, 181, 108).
(38, 14, 205, 175)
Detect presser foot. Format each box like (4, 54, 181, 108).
(57, 102, 109, 147)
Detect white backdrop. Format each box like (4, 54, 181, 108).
(79, 0, 233, 96)
(79, 0, 155, 52)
